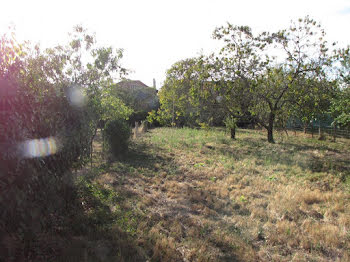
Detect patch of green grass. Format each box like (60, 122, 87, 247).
(266, 175, 277, 181)
(194, 162, 206, 168)
(239, 195, 248, 203)
(210, 176, 217, 182)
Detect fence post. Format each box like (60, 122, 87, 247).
(141, 120, 148, 133)
(134, 121, 139, 139)
(318, 120, 321, 138)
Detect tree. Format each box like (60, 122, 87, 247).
(213, 24, 265, 129)
(330, 46, 350, 128)
(213, 16, 333, 143)
(289, 77, 335, 136)
(157, 56, 226, 127)
(114, 80, 159, 124)
(158, 57, 205, 126)
(336, 46, 350, 84)
(330, 86, 350, 128)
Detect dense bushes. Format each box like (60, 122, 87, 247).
(103, 119, 131, 157)
(0, 27, 132, 261)
(0, 81, 93, 261)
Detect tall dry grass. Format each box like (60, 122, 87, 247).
(87, 127, 350, 261)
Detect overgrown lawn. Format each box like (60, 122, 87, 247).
(78, 127, 350, 261)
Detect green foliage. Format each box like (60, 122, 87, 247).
(199, 122, 211, 130)
(330, 86, 350, 127)
(224, 116, 237, 131)
(103, 119, 131, 157)
(0, 26, 131, 261)
(157, 57, 225, 127)
(335, 46, 350, 84)
(158, 16, 336, 143)
(100, 86, 133, 121)
(147, 109, 164, 127)
(331, 47, 350, 127)
(215, 17, 333, 143)
(114, 80, 159, 114)
(146, 110, 158, 124)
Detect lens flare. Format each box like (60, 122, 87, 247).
(216, 96, 223, 103)
(20, 137, 59, 158)
(67, 87, 86, 107)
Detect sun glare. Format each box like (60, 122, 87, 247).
(20, 136, 59, 158)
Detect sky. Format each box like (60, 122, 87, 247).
(0, 0, 350, 88)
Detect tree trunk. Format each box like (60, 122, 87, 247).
(318, 120, 321, 137)
(230, 128, 236, 139)
(267, 113, 275, 143)
(333, 124, 336, 142)
(172, 96, 175, 127)
(267, 126, 274, 143)
(318, 119, 325, 140)
(303, 122, 308, 134)
(90, 126, 98, 169)
(292, 119, 296, 136)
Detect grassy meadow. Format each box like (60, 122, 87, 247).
(76, 127, 350, 261)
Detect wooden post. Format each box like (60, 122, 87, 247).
(141, 120, 148, 133)
(134, 121, 139, 139)
(90, 141, 93, 168)
(318, 119, 321, 138)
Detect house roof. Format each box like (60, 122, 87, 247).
(116, 80, 149, 89)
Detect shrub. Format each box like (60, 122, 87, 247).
(199, 122, 210, 130)
(224, 116, 237, 139)
(0, 80, 95, 261)
(103, 119, 131, 157)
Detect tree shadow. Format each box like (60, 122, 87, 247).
(215, 136, 349, 176)
(0, 166, 148, 262)
(97, 140, 246, 261)
(280, 141, 343, 154)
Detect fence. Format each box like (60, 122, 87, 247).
(285, 125, 350, 139)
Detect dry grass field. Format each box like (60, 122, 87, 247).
(78, 127, 350, 261)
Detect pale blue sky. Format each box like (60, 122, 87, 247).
(1, 0, 349, 87)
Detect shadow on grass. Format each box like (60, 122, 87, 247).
(99, 140, 244, 261)
(280, 141, 342, 154)
(108, 140, 179, 178)
(215, 135, 350, 177)
(0, 167, 148, 262)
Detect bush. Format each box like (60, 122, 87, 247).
(224, 116, 237, 139)
(0, 81, 95, 261)
(103, 119, 131, 157)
